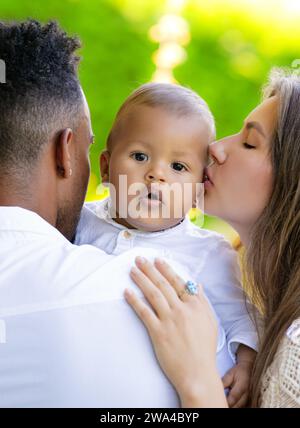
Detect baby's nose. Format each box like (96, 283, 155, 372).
(145, 168, 166, 183)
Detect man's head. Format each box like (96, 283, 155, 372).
(0, 20, 94, 240)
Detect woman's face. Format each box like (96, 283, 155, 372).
(204, 96, 278, 235)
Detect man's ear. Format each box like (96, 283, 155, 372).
(100, 150, 111, 184)
(56, 128, 74, 178)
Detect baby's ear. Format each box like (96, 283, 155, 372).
(100, 150, 110, 184)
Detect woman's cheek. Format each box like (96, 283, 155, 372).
(243, 162, 272, 220)
(258, 170, 273, 210)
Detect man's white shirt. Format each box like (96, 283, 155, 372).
(0, 206, 234, 408)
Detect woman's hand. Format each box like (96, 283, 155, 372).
(124, 256, 228, 408)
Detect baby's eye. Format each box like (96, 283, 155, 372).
(171, 162, 187, 172)
(131, 152, 148, 162)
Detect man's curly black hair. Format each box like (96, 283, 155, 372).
(0, 20, 83, 175)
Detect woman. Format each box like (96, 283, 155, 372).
(124, 68, 300, 408)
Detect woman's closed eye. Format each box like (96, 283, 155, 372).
(243, 142, 256, 149)
(171, 162, 188, 172)
(131, 152, 149, 162)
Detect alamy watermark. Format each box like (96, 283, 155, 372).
(97, 175, 204, 223)
(0, 59, 6, 83)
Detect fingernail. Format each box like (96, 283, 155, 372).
(155, 258, 165, 265)
(136, 256, 146, 265)
(124, 288, 133, 297)
(131, 267, 139, 275)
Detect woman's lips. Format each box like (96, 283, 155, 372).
(203, 168, 214, 189)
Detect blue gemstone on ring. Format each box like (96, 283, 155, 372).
(185, 280, 199, 295)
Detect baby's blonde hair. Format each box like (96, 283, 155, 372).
(107, 82, 216, 151)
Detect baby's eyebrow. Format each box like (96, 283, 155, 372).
(172, 150, 192, 157)
(128, 140, 152, 148)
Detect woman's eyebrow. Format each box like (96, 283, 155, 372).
(245, 121, 266, 138)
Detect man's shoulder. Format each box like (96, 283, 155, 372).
(0, 234, 115, 314)
(0, 244, 165, 314)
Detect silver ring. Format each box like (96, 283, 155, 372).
(178, 280, 199, 299)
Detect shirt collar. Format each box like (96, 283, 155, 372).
(94, 197, 191, 238)
(0, 206, 68, 242)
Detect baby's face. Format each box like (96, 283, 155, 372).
(104, 105, 211, 231)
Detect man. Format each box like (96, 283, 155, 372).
(0, 20, 239, 408)
(0, 20, 178, 407)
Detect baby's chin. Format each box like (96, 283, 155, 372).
(125, 215, 184, 233)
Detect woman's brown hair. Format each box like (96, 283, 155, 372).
(246, 69, 300, 406)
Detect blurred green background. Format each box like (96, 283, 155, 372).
(1, 0, 300, 243)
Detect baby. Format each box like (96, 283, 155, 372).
(75, 83, 258, 408)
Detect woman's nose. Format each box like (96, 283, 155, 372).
(208, 139, 227, 166)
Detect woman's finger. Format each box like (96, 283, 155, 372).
(124, 288, 160, 334)
(135, 257, 179, 306)
(130, 266, 171, 319)
(153, 258, 186, 296)
(154, 258, 205, 304)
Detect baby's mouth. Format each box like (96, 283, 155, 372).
(139, 186, 164, 206)
(147, 191, 162, 203)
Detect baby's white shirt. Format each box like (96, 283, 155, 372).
(75, 198, 259, 361)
